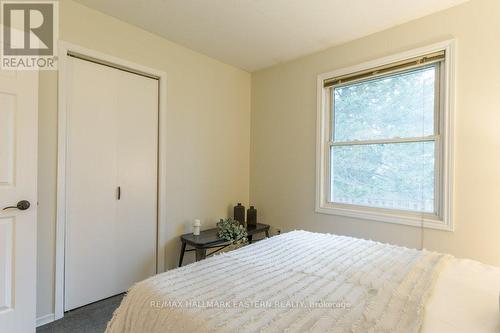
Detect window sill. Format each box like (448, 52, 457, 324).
(315, 203, 453, 231)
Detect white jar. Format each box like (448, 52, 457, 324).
(193, 219, 201, 235)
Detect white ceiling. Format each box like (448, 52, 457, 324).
(74, 0, 468, 72)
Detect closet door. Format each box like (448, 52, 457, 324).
(64, 56, 158, 311)
(115, 66, 158, 290)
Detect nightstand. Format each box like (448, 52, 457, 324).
(178, 223, 270, 267)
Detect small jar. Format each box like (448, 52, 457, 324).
(234, 203, 245, 225)
(193, 219, 201, 235)
(247, 206, 257, 226)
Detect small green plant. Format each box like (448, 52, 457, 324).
(217, 218, 248, 246)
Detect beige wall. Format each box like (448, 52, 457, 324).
(37, 0, 250, 319)
(251, 0, 500, 268)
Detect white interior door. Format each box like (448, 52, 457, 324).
(0, 69, 38, 332)
(64, 56, 158, 311)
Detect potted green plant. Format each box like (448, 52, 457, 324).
(217, 218, 248, 250)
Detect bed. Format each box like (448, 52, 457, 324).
(106, 230, 500, 333)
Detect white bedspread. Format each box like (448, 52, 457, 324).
(106, 231, 450, 333)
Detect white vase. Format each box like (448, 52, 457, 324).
(193, 219, 201, 235)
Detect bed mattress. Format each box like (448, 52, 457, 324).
(106, 231, 499, 333)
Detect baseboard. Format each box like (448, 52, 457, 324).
(36, 313, 55, 327)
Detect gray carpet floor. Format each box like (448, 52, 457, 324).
(37, 294, 124, 333)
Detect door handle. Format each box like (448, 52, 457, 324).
(3, 200, 31, 211)
(117, 186, 121, 200)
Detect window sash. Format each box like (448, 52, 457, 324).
(328, 138, 439, 215)
(329, 63, 441, 143)
(328, 135, 438, 147)
(326, 61, 443, 217)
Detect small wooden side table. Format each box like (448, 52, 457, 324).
(178, 223, 270, 267)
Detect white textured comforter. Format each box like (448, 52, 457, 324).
(106, 231, 449, 333)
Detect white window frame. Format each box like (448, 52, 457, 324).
(316, 40, 455, 231)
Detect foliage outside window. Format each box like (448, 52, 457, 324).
(331, 66, 438, 213)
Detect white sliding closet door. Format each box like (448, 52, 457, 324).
(64, 56, 158, 311)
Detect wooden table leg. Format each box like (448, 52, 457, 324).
(248, 235, 253, 244)
(178, 242, 187, 267)
(195, 248, 207, 261)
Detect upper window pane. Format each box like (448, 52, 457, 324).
(333, 66, 436, 142)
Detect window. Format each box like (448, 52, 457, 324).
(317, 42, 454, 230)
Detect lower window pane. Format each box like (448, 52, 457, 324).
(330, 142, 435, 213)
